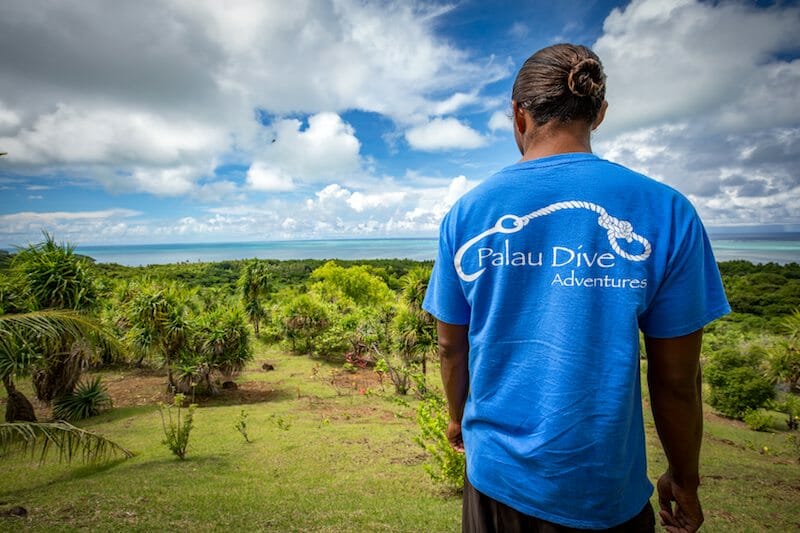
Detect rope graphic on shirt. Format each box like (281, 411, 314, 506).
(454, 200, 652, 282)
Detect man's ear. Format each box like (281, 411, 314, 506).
(512, 100, 528, 136)
(592, 100, 608, 131)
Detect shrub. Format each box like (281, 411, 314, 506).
(773, 393, 800, 430)
(415, 394, 465, 492)
(705, 347, 775, 419)
(278, 292, 332, 354)
(743, 409, 773, 432)
(53, 377, 112, 421)
(158, 393, 196, 460)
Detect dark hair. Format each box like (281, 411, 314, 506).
(512, 43, 606, 126)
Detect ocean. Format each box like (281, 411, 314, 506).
(68, 234, 800, 267)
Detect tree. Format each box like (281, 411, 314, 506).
(278, 292, 333, 355)
(310, 261, 394, 307)
(239, 260, 271, 335)
(9, 235, 99, 403)
(765, 309, 800, 392)
(393, 267, 436, 375)
(125, 281, 194, 390)
(180, 306, 253, 394)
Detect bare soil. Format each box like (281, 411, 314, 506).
(2, 365, 386, 421)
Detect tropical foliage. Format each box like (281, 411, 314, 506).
(4, 235, 102, 404)
(239, 260, 272, 335)
(0, 310, 116, 421)
(52, 377, 112, 421)
(0, 421, 133, 463)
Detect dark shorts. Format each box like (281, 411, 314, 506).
(462, 474, 655, 533)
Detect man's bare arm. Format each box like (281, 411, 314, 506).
(437, 320, 469, 452)
(645, 329, 705, 532)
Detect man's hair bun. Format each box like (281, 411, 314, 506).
(512, 43, 606, 125)
(567, 58, 605, 99)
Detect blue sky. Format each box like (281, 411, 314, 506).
(0, 0, 798, 247)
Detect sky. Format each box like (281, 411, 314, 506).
(0, 0, 798, 247)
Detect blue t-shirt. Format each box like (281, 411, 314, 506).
(422, 152, 730, 529)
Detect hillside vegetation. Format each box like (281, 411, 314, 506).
(1, 240, 798, 531)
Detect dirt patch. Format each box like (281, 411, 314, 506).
(193, 381, 283, 406)
(328, 367, 385, 392)
(104, 369, 169, 408)
(0, 369, 285, 420)
(103, 370, 288, 408)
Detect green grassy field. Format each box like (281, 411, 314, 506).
(2, 343, 799, 532)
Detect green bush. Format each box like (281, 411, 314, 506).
(53, 377, 112, 421)
(415, 394, 465, 492)
(743, 409, 773, 432)
(705, 347, 775, 419)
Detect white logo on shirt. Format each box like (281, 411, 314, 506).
(454, 200, 651, 282)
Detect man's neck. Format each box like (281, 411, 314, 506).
(519, 121, 593, 162)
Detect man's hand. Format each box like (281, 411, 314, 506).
(657, 471, 703, 532)
(646, 329, 705, 532)
(447, 419, 464, 453)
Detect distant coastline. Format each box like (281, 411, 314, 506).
(73, 238, 440, 266)
(2, 234, 799, 267)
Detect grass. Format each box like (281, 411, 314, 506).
(1, 345, 799, 532)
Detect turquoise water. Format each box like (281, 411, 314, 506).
(68, 235, 800, 267)
(707, 237, 800, 265)
(74, 238, 439, 266)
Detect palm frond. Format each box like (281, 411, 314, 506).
(0, 421, 133, 463)
(0, 309, 122, 359)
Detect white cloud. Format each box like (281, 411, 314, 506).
(594, 0, 800, 134)
(488, 110, 512, 132)
(405, 117, 487, 151)
(589, 0, 800, 228)
(0, 209, 140, 224)
(261, 112, 361, 182)
(246, 161, 295, 191)
(0, 103, 223, 166)
(0, 0, 508, 200)
(0, 208, 142, 244)
(0, 173, 482, 245)
(432, 92, 481, 116)
(347, 191, 406, 213)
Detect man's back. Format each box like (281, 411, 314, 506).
(424, 152, 728, 528)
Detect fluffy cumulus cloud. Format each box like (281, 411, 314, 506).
(595, 0, 800, 134)
(0, 0, 505, 198)
(593, 0, 800, 226)
(1, 0, 797, 245)
(246, 162, 295, 192)
(258, 112, 362, 183)
(405, 117, 487, 151)
(0, 172, 480, 245)
(295, 175, 478, 235)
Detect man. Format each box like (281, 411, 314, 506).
(422, 43, 729, 533)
